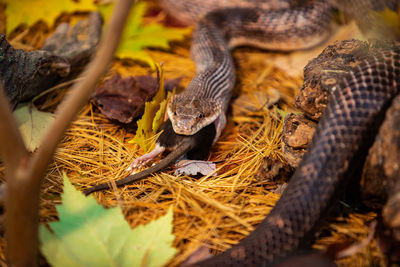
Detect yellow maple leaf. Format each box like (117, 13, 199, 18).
(4, 0, 97, 35)
(99, 1, 191, 68)
(130, 63, 169, 152)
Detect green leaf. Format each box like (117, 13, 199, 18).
(13, 104, 54, 152)
(4, 0, 97, 35)
(99, 1, 191, 68)
(40, 173, 176, 267)
(273, 106, 292, 119)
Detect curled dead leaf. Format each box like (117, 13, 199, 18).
(174, 160, 217, 177)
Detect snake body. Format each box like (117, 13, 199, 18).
(160, 0, 400, 265)
(197, 47, 400, 265)
(166, 0, 333, 140)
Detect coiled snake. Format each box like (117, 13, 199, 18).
(113, 0, 400, 265)
(158, 0, 400, 265)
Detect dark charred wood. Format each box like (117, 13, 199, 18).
(256, 157, 294, 183)
(362, 95, 400, 262)
(0, 34, 70, 107)
(42, 12, 103, 76)
(0, 13, 103, 107)
(282, 113, 316, 167)
(297, 39, 398, 120)
(362, 94, 400, 210)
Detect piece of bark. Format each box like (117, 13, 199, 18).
(0, 34, 70, 107)
(42, 12, 103, 76)
(284, 39, 373, 165)
(281, 113, 316, 167)
(284, 39, 399, 166)
(297, 39, 399, 120)
(256, 157, 293, 182)
(362, 94, 400, 221)
(0, 13, 104, 107)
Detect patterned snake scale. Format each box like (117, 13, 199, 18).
(161, 0, 400, 266)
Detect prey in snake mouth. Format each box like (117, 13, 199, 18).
(84, 95, 223, 195)
(83, 119, 216, 195)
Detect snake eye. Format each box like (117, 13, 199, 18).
(174, 111, 177, 115)
(198, 113, 203, 118)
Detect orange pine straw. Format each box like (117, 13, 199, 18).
(0, 16, 383, 267)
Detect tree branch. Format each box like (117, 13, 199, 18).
(0, 84, 28, 170)
(4, 0, 134, 265)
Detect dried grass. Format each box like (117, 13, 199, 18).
(0, 18, 386, 267)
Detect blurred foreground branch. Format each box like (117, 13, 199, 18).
(0, 0, 134, 265)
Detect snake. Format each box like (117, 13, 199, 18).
(193, 45, 400, 267)
(165, 0, 333, 143)
(88, 0, 400, 265)
(159, 0, 400, 265)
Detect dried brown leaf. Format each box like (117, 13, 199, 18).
(92, 73, 181, 124)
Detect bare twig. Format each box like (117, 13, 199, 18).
(2, 0, 134, 265)
(0, 84, 34, 266)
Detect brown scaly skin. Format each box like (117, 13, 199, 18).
(91, 0, 400, 265)
(165, 0, 332, 140)
(167, 95, 223, 136)
(115, 1, 332, 185)
(158, 1, 400, 265)
(193, 46, 400, 266)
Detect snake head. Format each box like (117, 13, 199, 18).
(167, 95, 222, 135)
